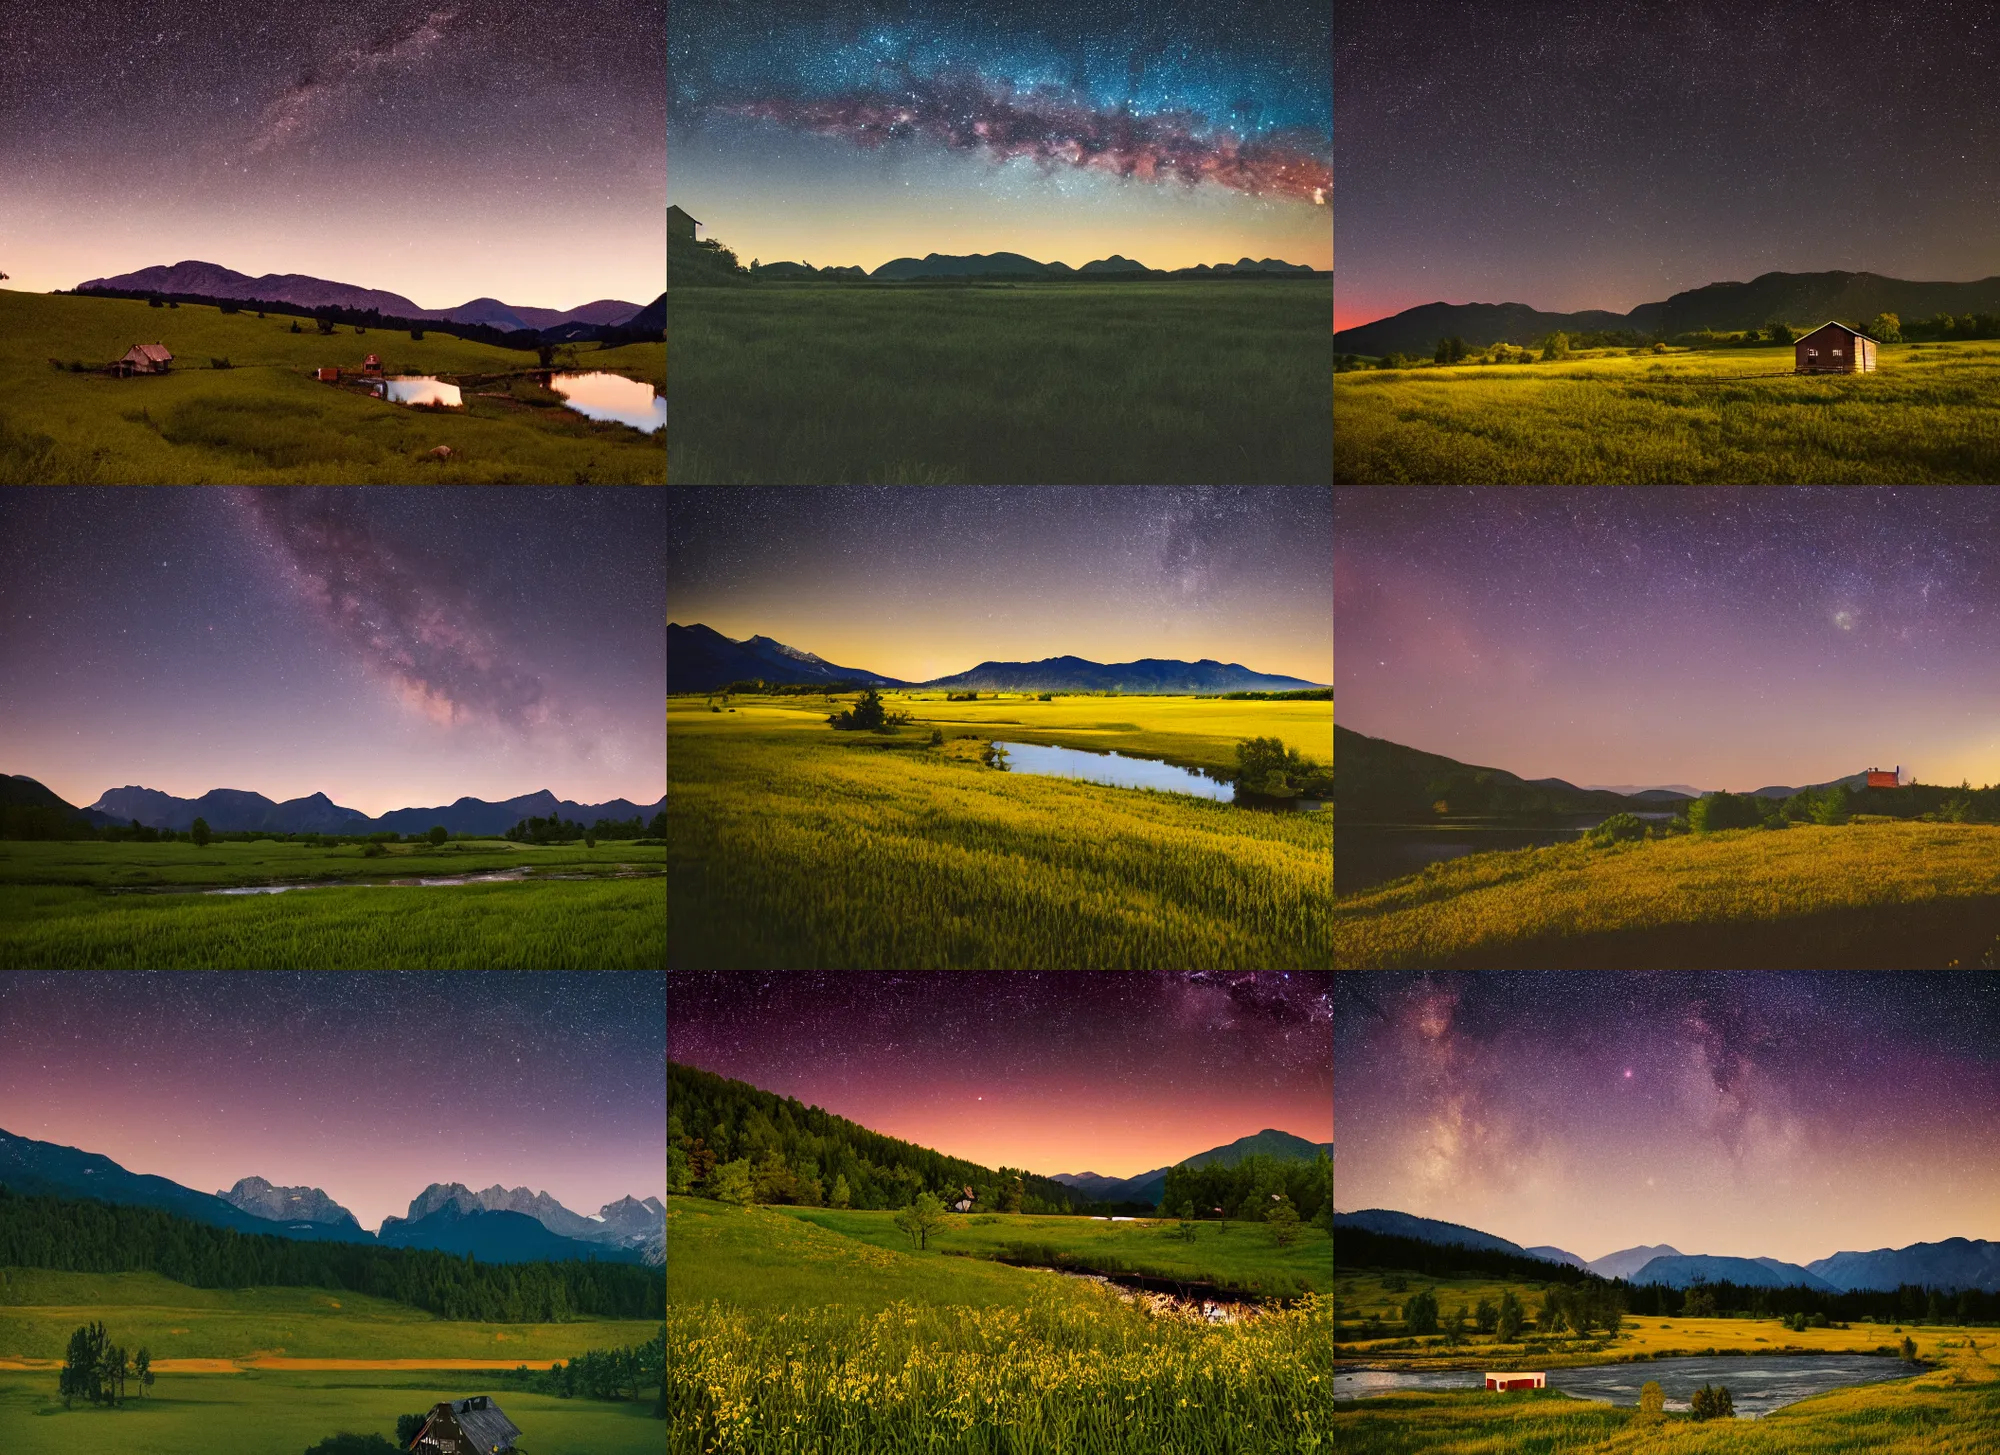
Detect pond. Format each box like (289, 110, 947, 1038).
(550, 371, 665, 433)
(991, 741, 1328, 811)
(366, 376, 463, 408)
(1337, 813, 1677, 895)
(1335, 1354, 1916, 1417)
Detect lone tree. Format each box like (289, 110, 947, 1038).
(427, 825, 447, 846)
(134, 1347, 152, 1399)
(893, 1191, 948, 1251)
(828, 687, 888, 731)
(1496, 1289, 1525, 1343)
(60, 1321, 108, 1408)
(1639, 1380, 1665, 1417)
(190, 816, 212, 848)
(1401, 1289, 1439, 1336)
(1265, 1196, 1300, 1247)
(1176, 1200, 1199, 1243)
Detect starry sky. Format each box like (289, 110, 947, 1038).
(1336, 486, 2000, 792)
(0, 0, 663, 307)
(0, 971, 666, 1232)
(0, 487, 665, 815)
(668, 485, 1332, 684)
(670, 972, 1332, 1180)
(670, 0, 1330, 272)
(1337, 972, 2000, 1264)
(1335, 1, 2000, 333)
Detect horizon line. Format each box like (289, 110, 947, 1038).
(13, 773, 665, 817)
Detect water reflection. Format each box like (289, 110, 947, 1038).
(550, 371, 665, 433)
(365, 376, 463, 407)
(992, 740, 1327, 812)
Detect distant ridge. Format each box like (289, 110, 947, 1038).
(81, 784, 664, 835)
(780, 252, 1323, 281)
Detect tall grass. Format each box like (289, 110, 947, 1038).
(1334, 341, 2000, 482)
(668, 1291, 1331, 1455)
(668, 282, 1332, 483)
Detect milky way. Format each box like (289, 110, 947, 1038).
(1336, 972, 2000, 1264)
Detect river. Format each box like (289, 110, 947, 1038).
(1337, 813, 1677, 895)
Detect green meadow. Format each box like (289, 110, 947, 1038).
(0, 840, 667, 969)
(0, 290, 665, 483)
(666, 693, 1332, 970)
(1333, 340, 2000, 483)
(668, 281, 1332, 483)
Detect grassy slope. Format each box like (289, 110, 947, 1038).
(0, 1269, 658, 1362)
(669, 281, 1333, 484)
(0, 290, 664, 483)
(0, 1369, 664, 1455)
(667, 702, 1332, 969)
(776, 1207, 1332, 1299)
(1333, 340, 2000, 483)
(1333, 821, 2000, 969)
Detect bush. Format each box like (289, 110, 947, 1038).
(303, 1435, 402, 1455)
(209, 357, 231, 369)
(427, 826, 447, 847)
(1811, 783, 1852, 826)
(363, 842, 386, 858)
(1588, 812, 1646, 844)
(929, 729, 944, 746)
(394, 1414, 429, 1446)
(1690, 1383, 1735, 1419)
(1687, 791, 1764, 833)
(410, 328, 425, 340)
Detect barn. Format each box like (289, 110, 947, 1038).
(1865, 765, 1901, 788)
(116, 344, 174, 375)
(409, 1395, 520, 1454)
(1485, 1371, 1546, 1391)
(1795, 321, 1877, 373)
(362, 353, 383, 375)
(668, 204, 701, 242)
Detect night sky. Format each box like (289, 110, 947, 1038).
(0, 971, 666, 1232)
(670, 0, 1330, 272)
(1335, 487, 2000, 792)
(0, 0, 663, 307)
(668, 486, 1332, 684)
(0, 487, 665, 815)
(1336, 972, 2000, 1264)
(669, 972, 1332, 1180)
(1335, 1, 2000, 333)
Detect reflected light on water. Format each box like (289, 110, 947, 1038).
(551, 371, 665, 433)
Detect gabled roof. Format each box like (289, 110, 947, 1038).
(1796, 320, 1879, 343)
(126, 343, 173, 361)
(667, 204, 701, 225)
(425, 1396, 520, 1452)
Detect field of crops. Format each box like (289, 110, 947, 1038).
(0, 290, 665, 483)
(1333, 821, 2000, 969)
(667, 696, 1332, 970)
(667, 1197, 1332, 1455)
(668, 281, 1333, 484)
(1333, 340, 2000, 483)
(0, 840, 667, 968)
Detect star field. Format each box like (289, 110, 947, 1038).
(1337, 972, 2000, 1263)
(1335, 0, 2000, 333)
(668, 972, 1332, 1180)
(1335, 486, 2000, 791)
(0, 971, 667, 1232)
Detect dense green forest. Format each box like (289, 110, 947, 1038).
(1159, 1152, 1333, 1225)
(0, 1187, 663, 1320)
(668, 1062, 1090, 1214)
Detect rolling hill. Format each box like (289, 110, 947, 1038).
(923, 656, 1326, 693)
(1055, 1129, 1333, 1207)
(1808, 1237, 2000, 1293)
(1587, 1243, 1684, 1280)
(79, 784, 663, 835)
(1331, 1208, 1538, 1257)
(666, 622, 907, 694)
(1628, 1253, 1838, 1292)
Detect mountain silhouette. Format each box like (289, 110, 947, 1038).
(667, 622, 906, 694)
(923, 656, 1325, 692)
(80, 784, 662, 835)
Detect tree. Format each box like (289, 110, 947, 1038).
(1475, 1296, 1498, 1334)
(1639, 1380, 1665, 1417)
(929, 728, 945, 746)
(1000, 1174, 1023, 1214)
(1433, 335, 1467, 364)
(828, 688, 888, 731)
(1868, 312, 1903, 343)
(396, 1413, 431, 1445)
(1540, 1290, 1568, 1334)
(1402, 1289, 1439, 1336)
(1496, 1289, 1524, 1343)
(1684, 1286, 1718, 1318)
(893, 1192, 948, 1251)
(60, 1320, 107, 1408)
(135, 1346, 152, 1398)
(190, 816, 211, 848)
(647, 810, 667, 836)
(1767, 320, 1796, 345)
(1265, 1197, 1300, 1247)
(708, 1158, 754, 1205)
(1588, 812, 1646, 844)
(410, 328, 425, 340)
(427, 825, 447, 846)
(830, 1174, 851, 1209)
(1903, 1334, 1918, 1361)
(1811, 782, 1852, 826)
(1541, 331, 1571, 361)
(1176, 1200, 1199, 1242)
(584, 834, 597, 848)
(1688, 791, 1762, 833)
(666, 1144, 690, 1195)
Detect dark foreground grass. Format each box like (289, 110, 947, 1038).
(1334, 341, 2000, 483)
(668, 281, 1331, 483)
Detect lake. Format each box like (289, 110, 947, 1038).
(992, 741, 1329, 811)
(1337, 813, 1677, 895)
(368, 376, 463, 408)
(1335, 1354, 1915, 1417)
(551, 371, 665, 433)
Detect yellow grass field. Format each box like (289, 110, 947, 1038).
(1333, 820, 2000, 969)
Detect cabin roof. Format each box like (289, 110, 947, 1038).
(1797, 321, 1879, 344)
(434, 1396, 521, 1450)
(126, 343, 173, 361)
(668, 204, 701, 225)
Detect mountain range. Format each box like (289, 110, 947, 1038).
(75, 260, 645, 333)
(1048, 1129, 1332, 1208)
(754, 252, 1321, 281)
(1332, 268, 2000, 356)
(4, 1128, 662, 1265)
(12, 777, 665, 835)
(1335, 1205, 2000, 1293)
(667, 623, 1327, 696)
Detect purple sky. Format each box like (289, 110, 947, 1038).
(1337, 972, 2000, 1264)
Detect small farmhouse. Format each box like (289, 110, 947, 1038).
(362, 353, 383, 375)
(116, 344, 173, 376)
(1865, 765, 1901, 788)
(316, 366, 340, 382)
(1795, 321, 1877, 373)
(409, 1395, 520, 1454)
(1486, 1371, 1546, 1391)
(668, 204, 701, 242)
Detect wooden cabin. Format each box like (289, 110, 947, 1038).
(1795, 321, 1877, 373)
(668, 204, 701, 242)
(117, 343, 173, 375)
(1486, 1371, 1546, 1391)
(362, 353, 383, 375)
(316, 366, 340, 382)
(409, 1395, 520, 1454)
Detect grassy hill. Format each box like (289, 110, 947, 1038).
(0, 289, 664, 482)
(1333, 820, 2000, 968)
(1334, 340, 2000, 483)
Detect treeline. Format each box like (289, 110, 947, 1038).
(0, 1187, 663, 1321)
(1663, 780, 1999, 837)
(504, 811, 666, 843)
(1626, 1278, 2000, 1324)
(1209, 688, 1332, 701)
(1335, 1224, 1599, 1284)
(497, 1325, 664, 1402)
(668, 1062, 1086, 1215)
(1160, 1152, 1332, 1226)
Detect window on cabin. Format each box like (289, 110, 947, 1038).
(1807, 349, 1817, 358)
(1833, 348, 1843, 358)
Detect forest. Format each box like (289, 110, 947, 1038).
(668, 1062, 1089, 1214)
(1158, 1151, 1333, 1226)
(0, 1187, 664, 1320)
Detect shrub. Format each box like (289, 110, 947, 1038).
(410, 328, 425, 340)
(929, 729, 944, 746)
(427, 826, 447, 847)
(303, 1436, 402, 1455)
(209, 357, 232, 369)
(363, 842, 387, 858)
(1688, 791, 1764, 833)
(1588, 813, 1646, 844)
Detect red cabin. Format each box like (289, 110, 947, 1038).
(1486, 1371, 1545, 1391)
(1865, 766, 1901, 789)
